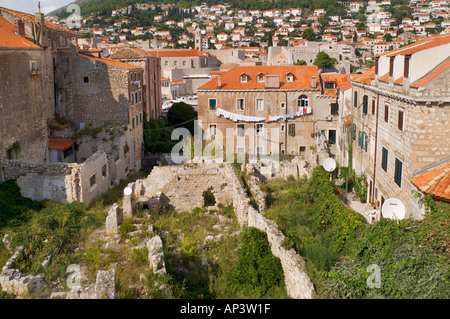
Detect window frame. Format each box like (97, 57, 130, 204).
(394, 157, 403, 187)
(208, 98, 217, 110)
(381, 147, 388, 172)
(256, 98, 264, 111)
(298, 95, 309, 107)
(236, 98, 245, 111)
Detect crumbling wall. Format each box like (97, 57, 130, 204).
(2, 150, 111, 203)
(0, 246, 45, 296)
(128, 162, 315, 299)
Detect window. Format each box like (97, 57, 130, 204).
(330, 102, 339, 115)
(256, 98, 264, 111)
(280, 102, 286, 109)
(298, 95, 309, 107)
(132, 117, 135, 129)
(209, 98, 216, 110)
(209, 124, 217, 136)
(394, 158, 403, 187)
(286, 73, 294, 82)
(398, 110, 404, 131)
(165, 61, 169, 66)
(237, 98, 245, 111)
(256, 124, 263, 134)
(288, 123, 295, 136)
(281, 125, 285, 132)
(90, 174, 96, 187)
(136, 115, 139, 126)
(140, 113, 142, 123)
(102, 164, 107, 177)
(358, 131, 368, 151)
(363, 95, 368, 115)
(354, 91, 358, 108)
(381, 147, 388, 172)
(131, 93, 134, 105)
(384, 105, 389, 122)
(237, 124, 245, 137)
(299, 146, 306, 155)
(135, 92, 138, 104)
(138, 91, 142, 102)
(371, 99, 376, 115)
(63, 147, 73, 159)
(324, 82, 335, 89)
(83, 76, 89, 84)
(183, 61, 187, 66)
(174, 61, 178, 66)
(328, 130, 336, 144)
(240, 74, 248, 83)
(257, 73, 264, 82)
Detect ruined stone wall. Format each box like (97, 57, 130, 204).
(2, 151, 111, 203)
(134, 162, 314, 299)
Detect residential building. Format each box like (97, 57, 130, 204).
(346, 34, 450, 219)
(197, 66, 321, 156)
(110, 47, 162, 120)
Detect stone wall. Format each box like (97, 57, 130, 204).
(0, 246, 45, 296)
(223, 163, 315, 299)
(2, 150, 111, 203)
(132, 162, 315, 299)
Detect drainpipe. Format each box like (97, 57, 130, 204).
(372, 91, 380, 204)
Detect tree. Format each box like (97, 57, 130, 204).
(302, 28, 316, 41)
(383, 33, 393, 42)
(294, 60, 307, 66)
(313, 52, 338, 70)
(167, 102, 198, 135)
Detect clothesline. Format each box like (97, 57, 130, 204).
(216, 106, 312, 123)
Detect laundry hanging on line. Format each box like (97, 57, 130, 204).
(216, 107, 311, 123)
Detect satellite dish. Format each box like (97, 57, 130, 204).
(381, 198, 406, 220)
(123, 186, 133, 197)
(322, 158, 336, 172)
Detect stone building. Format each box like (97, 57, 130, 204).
(0, 7, 77, 182)
(197, 65, 322, 157)
(54, 51, 145, 173)
(346, 34, 450, 219)
(314, 73, 351, 157)
(0, 6, 145, 200)
(110, 47, 162, 120)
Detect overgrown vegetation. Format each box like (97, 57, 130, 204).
(261, 167, 450, 299)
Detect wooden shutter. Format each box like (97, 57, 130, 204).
(363, 95, 368, 115)
(398, 110, 404, 131)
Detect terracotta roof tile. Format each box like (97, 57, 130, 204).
(0, 16, 40, 49)
(198, 65, 320, 90)
(48, 139, 75, 150)
(0, 7, 77, 35)
(411, 159, 450, 202)
(410, 57, 450, 88)
(320, 73, 351, 95)
(147, 49, 204, 57)
(351, 67, 376, 84)
(78, 53, 142, 70)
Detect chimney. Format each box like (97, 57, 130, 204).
(217, 75, 222, 89)
(15, 19, 25, 37)
(311, 76, 317, 89)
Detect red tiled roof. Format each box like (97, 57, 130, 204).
(351, 67, 376, 84)
(198, 65, 320, 90)
(0, 16, 40, 49)
(411, 159, 450, 202)
(48, 139, 75, 150)
(339, 81, 352, 91)
(320, 73, 351, 95)
(410, 57, 450, 88)
(373, 34, 450, 58)
(78, 53, 142, 70)
(147, 49, 204, 57)
(0, 7, 77, 35)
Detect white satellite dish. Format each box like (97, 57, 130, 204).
(322, 158, 336, 172)
(123, 186, 133, 197)
(381, 198, 406, 220)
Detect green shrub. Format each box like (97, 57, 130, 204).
(118, 221, 135, 239)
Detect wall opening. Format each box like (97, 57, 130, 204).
(203, 188, 216, 207)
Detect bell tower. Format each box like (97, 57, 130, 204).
(194, 27, 202, 52)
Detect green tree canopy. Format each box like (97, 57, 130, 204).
(302, 28, 316, 41)
(313, 51, 338, 70)
(167, 102, 198, 135)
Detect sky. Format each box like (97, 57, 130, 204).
(1, 0, 74, 14)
